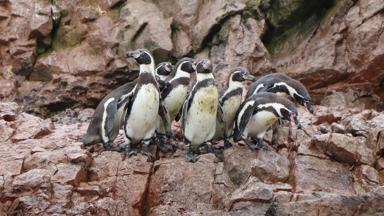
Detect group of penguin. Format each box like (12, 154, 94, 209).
(82, 48, 313, 162)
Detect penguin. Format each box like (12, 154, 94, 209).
(156, 57, 196, 152)
(82, 62, 173, 151)
(233, 92, 302, 150)
(215, 67, 255, 148)
(246, 73, 313, 113)
(155, 62, 173, 91)
(181, 59, 219, 162)
(122, 49, 170, 159)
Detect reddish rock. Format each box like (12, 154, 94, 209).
(293, 155, 354, 195)
(12, 169, 51, 191)
(224, 146, 290, 185)
(148, 155, 217, 213)
(313, 133, 375, 165)
(51, 163, 87, 187)
(11, 113, 53, 142)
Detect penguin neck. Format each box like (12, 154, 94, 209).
(173, 70, 190, 79)
(196, 73, 214, 82)
(157, 74, 168, 81)
(227, 80, 243, 91)
(139, 63, 155, 77)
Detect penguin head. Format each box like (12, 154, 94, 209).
(126, 48, 154, 65)
(290, 80, 313, 114)
(279, 101, 302, 129)
(196, 59, 212, 74)
(175, 57, 196, 74)
(230, 67, 256, 82)
(156, 62, 173, 77)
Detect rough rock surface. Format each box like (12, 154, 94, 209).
(1, 0, 383, 115)
(1, 100, 384, 215)
(1, 0, 384, 215)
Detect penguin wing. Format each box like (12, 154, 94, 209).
(104, 99, 118, 137)
(233, 101, 257, 141)
(159, 103, 171, 136)
(217, 103, 224, 124)
(180, 93, 190, 135)
(160, 81, 172, 99)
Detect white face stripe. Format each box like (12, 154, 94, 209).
(173, 70, 190, 79)
(253, 84, 264, 95)
(101, 97, 115, 143)
(157, 74, 168, 81)
(257, 102, 290, 117)
(273, 82, 304, 99)
(237, 100, 255, 126)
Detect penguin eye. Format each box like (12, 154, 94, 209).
(280, 108, 291, 119)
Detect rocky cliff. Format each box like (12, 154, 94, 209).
(1, 0, 384, 215)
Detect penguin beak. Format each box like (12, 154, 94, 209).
(305, 101, 314, 114)
(292, 115, 302, 129)
(126, 50, 140, 59)
(166, 64, 173, 73)
(203, 59, 211, 69)
(192, 61, 197, 71)
(244, 74, 256, 81)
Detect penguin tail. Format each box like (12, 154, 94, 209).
(82, 134, 100, 146)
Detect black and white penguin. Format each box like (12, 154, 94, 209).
(181, 59, 219, 162)
(156, 57, 195, 152)
(233, 92, 301, 150)
(122, 49, 170, 159)
(246, 73, 313, 113)
(82, 62, 173, 151)
(215, 67, 255, 148)
(155, 62, 173, 91)
(82, 82, 135, 150)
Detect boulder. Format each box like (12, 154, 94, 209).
(293, 155, 354, 195)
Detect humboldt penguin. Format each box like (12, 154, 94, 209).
(155, 62, 173, 91)
(246, 73, 313, 113)
(122, 49, 170, 159)
(182, 59, 219, 162)
(215, 67, 255, 148)
(156, 57, 195, 152)
(233, 92, 301, 150)
(82, 62, 173, 151)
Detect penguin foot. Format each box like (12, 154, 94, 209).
(157, 142, 176, 153)
(142, 145, 155, 162)
(256, 138, 270, 151)
(185, 151, 197, 162)
(126, 147, 138, 157)
(224, 140, 232, 149)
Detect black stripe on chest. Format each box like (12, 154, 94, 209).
(125, 73, 159, 121)
(220, 88, 242, 105)
(161, 77, 189, 99)
(187, 78, 215, 112)
(254, 105, 279, 117)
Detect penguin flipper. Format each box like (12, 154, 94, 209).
(159, 103, 171, 137)
(104, 99, 118, 138)
(233, 102, 256, 142)
(181, 97, 189, 135)
(217, 104, 224, 124)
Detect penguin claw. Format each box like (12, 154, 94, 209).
(224, 140, 232, 149)
(185, 153, 197, 162)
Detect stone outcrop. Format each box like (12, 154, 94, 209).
(1, 101, 384, 215)
(0, 0, 382, 116)
(1, 0, 384, 215)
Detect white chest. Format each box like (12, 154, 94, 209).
(246, 110, 278, 138)
(163, 85, 188, 121)
(185, 86, 219, 145)
(125, 84, 160, 142)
